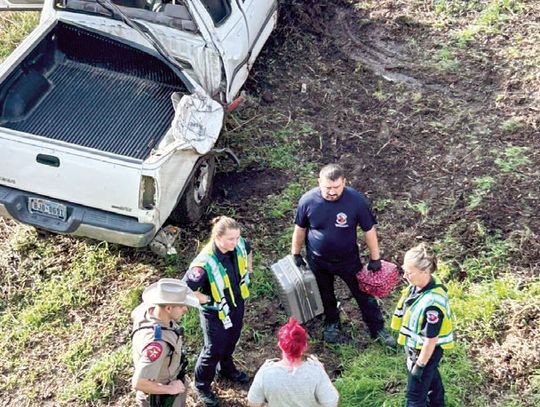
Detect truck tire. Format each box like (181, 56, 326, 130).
(170, 155, 216, 225)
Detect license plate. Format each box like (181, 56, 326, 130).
(28, 197, 67, 221)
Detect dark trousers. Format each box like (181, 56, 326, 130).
(307, 252, 384, 337)
(406, 346, 445, 407)
(194, 304, 244, 392)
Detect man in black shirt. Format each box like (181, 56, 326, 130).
(291, 164, 395, 347)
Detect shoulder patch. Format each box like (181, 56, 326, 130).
(143, 341, 163, 362)
(187, 267, 206, 282)
(426, 310, 440, 324)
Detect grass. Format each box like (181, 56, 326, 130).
(0, 12, 39, 61)
(61, 344, 132, 402)
(467, 175, 495, 209)
(494, 145, 531, 173)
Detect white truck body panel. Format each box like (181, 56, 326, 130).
(0, 129, 143, 216)
(0, 0, 278, 246)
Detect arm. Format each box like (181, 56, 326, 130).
(364, 226, 380, 260)
(247, 252, 253, 274)
(291, 225, 307, 255)
(194, 291, 211, 304)
(133, 377, 185, 395)
(417, 337, 438, 366)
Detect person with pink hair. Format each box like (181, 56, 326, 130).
(247, 318, 339, 407)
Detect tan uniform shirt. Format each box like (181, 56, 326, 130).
(131, 304, 186, 407)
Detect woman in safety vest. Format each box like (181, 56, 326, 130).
(391, 243, 454, 407)
(183, 216, 253, 407)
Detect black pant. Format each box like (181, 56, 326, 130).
(194, 303, 244, 392)
(307, 252, 384, 337)
(406, 346, 445, 407)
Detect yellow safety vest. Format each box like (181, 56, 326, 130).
(391, 277, 454, 350)
(190, 237, 250, 322)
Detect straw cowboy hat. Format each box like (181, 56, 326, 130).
(142, 278, 202, 309)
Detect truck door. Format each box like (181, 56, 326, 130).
(0, 0, 44, 10)
(190, 0, 250, 103)
(238, 0, 278, 67)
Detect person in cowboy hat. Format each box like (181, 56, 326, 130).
(131, 278, 201, 407)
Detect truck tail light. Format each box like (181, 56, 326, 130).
(140, 176, 157, 210)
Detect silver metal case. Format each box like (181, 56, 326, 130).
(271, 255, 324, 323)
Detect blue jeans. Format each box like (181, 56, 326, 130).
(406, 346, 445, 407)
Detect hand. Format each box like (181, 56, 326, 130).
(168, 379, 185, 395)
(410, 363, 424, 380)
(293, 254, 306, 268)
(367, 258, 382, 271)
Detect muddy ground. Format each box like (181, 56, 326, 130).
(199, 0, 539, 405)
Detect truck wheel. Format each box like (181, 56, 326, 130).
(170, 155, 216, 225)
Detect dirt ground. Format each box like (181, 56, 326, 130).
(201, 0, 539, 405)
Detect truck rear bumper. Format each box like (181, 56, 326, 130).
(0, 185, 155, 247)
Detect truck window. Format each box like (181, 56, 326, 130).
(200, 0, 231, 25)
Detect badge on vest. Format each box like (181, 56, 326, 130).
(335, 212, 349, 228)
(222, 316, 233, 329)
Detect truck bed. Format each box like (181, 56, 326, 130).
(0, 22, 187, 160)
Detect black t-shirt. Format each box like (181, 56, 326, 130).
(183, 241, 251, 306)
(403, 278, 444, 338)
(294, 187, 377, 260)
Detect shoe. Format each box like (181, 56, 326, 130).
(218, 370, 250, 384)
(323, 322, 341, 344)
(195, 388, 220, 407)
(374, 328, 397, 349)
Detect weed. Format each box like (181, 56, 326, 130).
(121, 287, 144, 312)
(435, 45, 459, 71)
(250, 252, 277, 299)
(62, 344, 131, 402)
(501, 118, 525, 133)
(373, 198, 394, 212)
(494, 145, 530, 173)
(0, 12, 39, 60)
(467, 175, 495, 209)
(447, 273, 534, 341)
(62, 337, 95, 373)
(406, 200, 429, 218)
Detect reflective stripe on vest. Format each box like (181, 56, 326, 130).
(391, 277, 454, 350)
(189, 237, 250, 323)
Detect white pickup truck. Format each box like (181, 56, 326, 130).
(0, 0, 277, 246)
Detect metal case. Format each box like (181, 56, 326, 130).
(270, 255, 324, 323)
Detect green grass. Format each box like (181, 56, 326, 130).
(435, 44, 459, 71)
(494, 145, 531, 173)
(501, 118, 525, 133)
(0, 12, 39, 60)
(406, 200, 429, 218)
(467, 175, 495, 209)
(61, 344, 132, 402)
(335, 343, 487, 406)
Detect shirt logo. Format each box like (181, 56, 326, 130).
(335, 212, 349, 228)
(143, 342, 163, 362)
(188, 267, 205, 282)
(426, 310, 440, 324)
